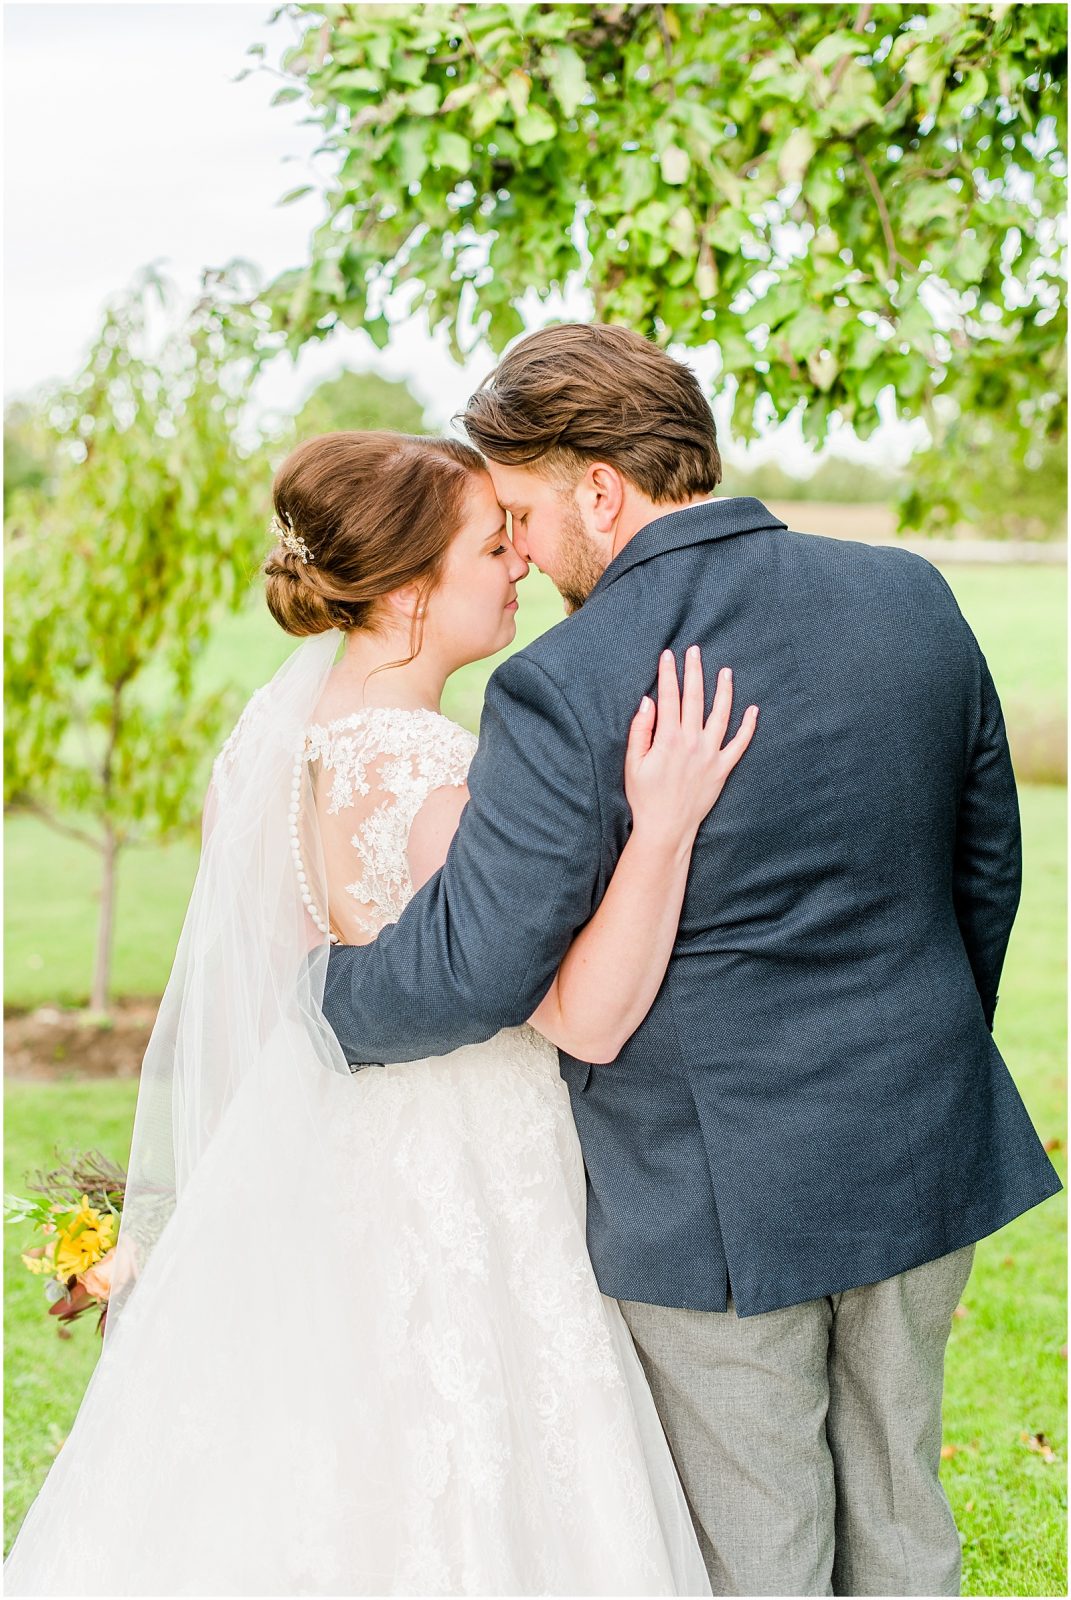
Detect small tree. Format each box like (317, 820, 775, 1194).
(4, 271, 267, 1014)
(4, 401, 57, 514)
(292, 368, 429, 436)
(261, 1, 1066, 532)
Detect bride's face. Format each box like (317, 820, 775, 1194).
(423, 471, 529, 668)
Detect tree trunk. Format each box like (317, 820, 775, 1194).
(90, 825, 118, 1015)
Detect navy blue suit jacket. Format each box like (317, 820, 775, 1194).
(322, 497, 1062, 1315)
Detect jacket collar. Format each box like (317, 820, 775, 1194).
(588, 496, 787, 600)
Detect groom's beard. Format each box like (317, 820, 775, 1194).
(555, 497, 607, 615)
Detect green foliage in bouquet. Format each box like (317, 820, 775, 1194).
(258, 2, 1066, 534)
(4, 268, 269, 1013)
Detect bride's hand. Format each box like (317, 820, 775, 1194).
(624, 647, 758, 850)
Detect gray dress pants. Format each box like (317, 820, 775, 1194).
(619, 1244, 975, 1597)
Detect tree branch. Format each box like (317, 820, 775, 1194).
(857, 147, 916, 276)
(827, 3, 873, 98)
(654, 4, 674, 64)
(8, 798, 102, 853)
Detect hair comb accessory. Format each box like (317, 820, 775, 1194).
(271, 509, 314, 564)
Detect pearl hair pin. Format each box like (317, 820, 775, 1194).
(290, 748, 339, 944)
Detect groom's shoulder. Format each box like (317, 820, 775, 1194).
(792, 526, 966, 610)
(493, 597, 610, 689)
(482, 603, 618, 736)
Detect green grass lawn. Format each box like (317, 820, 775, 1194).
(4, 784, 1065, 1587)
(4, 561, 1065, 1011)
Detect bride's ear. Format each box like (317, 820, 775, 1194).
(384, 582, 427, 624)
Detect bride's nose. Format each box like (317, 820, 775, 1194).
(508, 546, 530, 582)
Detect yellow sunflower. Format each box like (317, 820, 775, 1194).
(51, 1196, 120, 1282)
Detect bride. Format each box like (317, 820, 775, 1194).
(5, 430, 756, 1597)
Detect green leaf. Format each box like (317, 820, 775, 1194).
(777, 127, 815, 185)
(332, 67, 382, 94)
(660, 145, 691, 186)
(696, 259, 718, 300)
(278, 185, 313, 207)
(901, 183, 955, 230)
(808, 32, 874, 70)
(784, 306, 826, 359)
(364, 314, 391, 350)
(390, 51, 428, 89)
(547, 44, 588, 117)
(407, 83, 441, 117)
(441, 81, 482, 114)
(632, 199, 670, 236)
(394, 124, 430, 185)
(667, 204, 697, 256)
(470, 85, 508, 138)
(434, 130, 472, 172)
(806, 348, 839, 392)
(516, 105, 557, 146)
(948, 233, 989, 286)
(506, 70, 531, 119)
(617, 156, 657, 211)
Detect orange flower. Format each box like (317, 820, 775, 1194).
(81, 1247, 116, 1302)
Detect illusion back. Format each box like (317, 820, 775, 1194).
(304, 707, 477, 942)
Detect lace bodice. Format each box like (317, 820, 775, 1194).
(303, 707, 478, 939)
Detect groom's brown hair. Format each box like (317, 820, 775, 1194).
(459, 324, 722, 503)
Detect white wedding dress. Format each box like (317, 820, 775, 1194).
(5, 666, 711, 1596)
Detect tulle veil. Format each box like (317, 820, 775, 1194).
(106, 628, 350, 1336)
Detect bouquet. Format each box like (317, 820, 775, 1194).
(5, 1150, 127, 1338)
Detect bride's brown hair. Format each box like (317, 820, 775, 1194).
(263, 431, 487, 641)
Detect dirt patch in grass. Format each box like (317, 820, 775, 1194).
(3, 1001, 159, 1082)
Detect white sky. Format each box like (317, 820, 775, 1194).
(3, 0, 925, 470)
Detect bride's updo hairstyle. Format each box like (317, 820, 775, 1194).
(263, 431, 486, 641)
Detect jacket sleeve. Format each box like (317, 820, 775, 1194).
(952, 639, 1022, 1032)
(320, 652, 604, 1065)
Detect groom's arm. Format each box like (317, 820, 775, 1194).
(321, 652, 604, 1064)
(951, 641, 1021, 1033)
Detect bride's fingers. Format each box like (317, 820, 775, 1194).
(704, 666, 733, 747)
(681, 646, 705, 735)
(720, 703, 760, 767)
(656, 649, 681, 734)
(626, 695, 656, 769)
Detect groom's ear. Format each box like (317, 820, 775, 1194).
(582, 462, 626, 535)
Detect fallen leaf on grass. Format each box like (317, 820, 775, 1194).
(1044, 1137, 1062, 1152)
(1022, 1431, 1059, 1464)
(953, 1304, 969, 1318)
(941, 1444, 959, 1460)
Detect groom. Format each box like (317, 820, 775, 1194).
(322, 324, 1061, 1596)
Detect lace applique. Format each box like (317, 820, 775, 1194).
(304, 708, 478, 937)
(210, 684, 272, 799)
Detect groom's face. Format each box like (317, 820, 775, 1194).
(486, 461, 606, 615)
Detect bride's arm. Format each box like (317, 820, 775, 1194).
(406, 649, 757, 1062)
(529, 648, 757, 1063)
